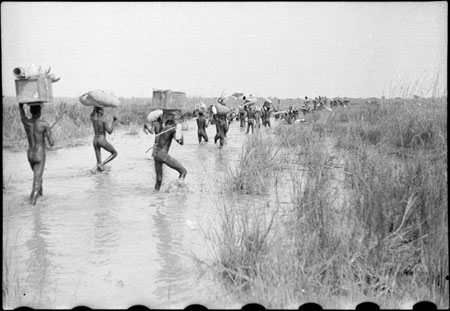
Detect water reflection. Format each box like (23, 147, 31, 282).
(215, 149, 232, 173)
(89, 171, 120, 265)
(152, 193, 191, 306)
(24, 206, 51, 307)
(3, 120, 255, 308)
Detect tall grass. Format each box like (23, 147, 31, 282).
(222, 132, 281, 195)
(211, 94, 448, 308)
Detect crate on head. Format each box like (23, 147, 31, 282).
(15, 77, 53, 104)
(162, 109, 182, 125)
(152, 89, 186, 110)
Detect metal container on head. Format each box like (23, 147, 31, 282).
(15, 77, 53, 104)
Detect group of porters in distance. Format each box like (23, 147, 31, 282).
(12, 65, 351, 205)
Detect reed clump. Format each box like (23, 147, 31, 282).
(223, 132, 280, 195)
(212, 94, 448, 308)
(210, 201, 276, 295)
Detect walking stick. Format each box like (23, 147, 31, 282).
(50, 110, 66, 129)
(144, 125, 176, 153)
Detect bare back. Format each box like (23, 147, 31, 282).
(22, 118, 51, 153)
(91, 114, 108, 136)
(197, 116, 207, 130)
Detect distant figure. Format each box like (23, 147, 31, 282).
(19, 103, 54, 205)
(152, 119, 187, 191)
(214, 114, 228, 149)
(90, 107, 118, 173)
(255, 107, 262, 129)
(238, 105, 246, 127)
(262, 103, 272, 127)
(196, 111, 209, 144)
(245, 105, 256, 134)
(304, 96, 311, 109)
(287, 105, 295, 124)
(300, 97, 310, 120)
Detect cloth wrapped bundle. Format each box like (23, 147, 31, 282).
(195, 102, 207, 112)
(244, 96, 257, 104)
(214, 103, 231, 116)
(147, 109, 163, 122)
(79, 90, 120, 108)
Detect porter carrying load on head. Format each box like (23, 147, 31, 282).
(14, 64, 60, 205)
(89, 107, 119, 173)
(150, 116, 187, 191)
(245, 105, 256, 134)
(79, 90, 120, 172)
(196, 111, 209, 144)
(19, 103, 55, 205)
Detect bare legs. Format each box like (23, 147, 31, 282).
(246, 120, 254, 134)
(214, 134, 225, 149)
(92, 136, 118, 173)
(198, 130, 208, 144)
(154, 155, 187, 191)
(29, 160, 45, 205)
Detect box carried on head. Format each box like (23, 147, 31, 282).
(13, 65, 59, 104)
(15, 77, 53, 104)
(152, 89, 186, 110)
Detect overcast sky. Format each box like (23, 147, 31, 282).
(1, 2, 447, 99)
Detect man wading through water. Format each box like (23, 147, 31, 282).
(262, 101, 272, 127)
(245, 105, 256, 134)
(90, 107, 118, 173)
(214, 114, 228, 149)
(19, 103, 54, 205)
(196, 111, 209, 144)
(151, 118, 187, 191)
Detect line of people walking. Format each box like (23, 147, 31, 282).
(18, 95, 278, 205)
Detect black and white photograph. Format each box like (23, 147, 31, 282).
(2, 1, 448, 309)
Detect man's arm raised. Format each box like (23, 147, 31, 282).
(104, 116, 118, 135)
(19, 103, 27, 122)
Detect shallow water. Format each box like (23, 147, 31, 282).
(3, 119, 290, 309)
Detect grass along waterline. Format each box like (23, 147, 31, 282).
(211, 96, 448, 308)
